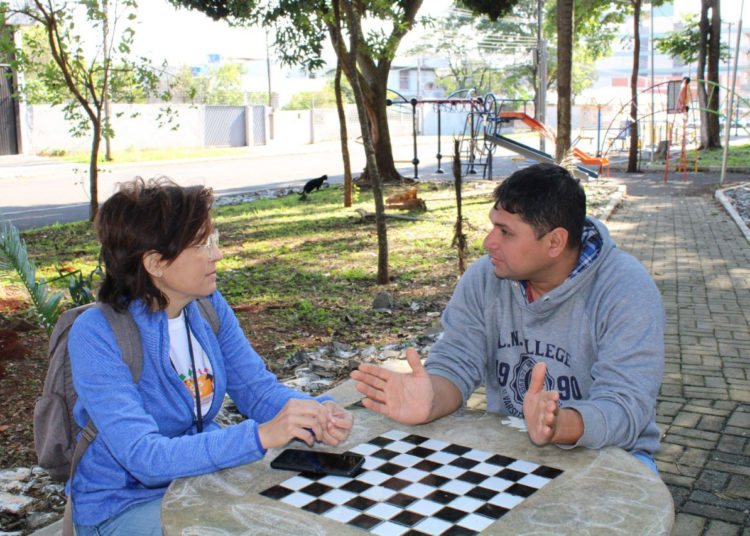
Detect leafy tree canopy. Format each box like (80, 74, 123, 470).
(655, 14, 730, 66)
(283, 75, 354, 109)
(457, 0, 518, 21)
(411, 0, 603, 101)
(543, 0, 626, 59)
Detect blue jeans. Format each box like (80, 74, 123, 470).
(632, 450, 660, 476)
(74, 497, 162, 536)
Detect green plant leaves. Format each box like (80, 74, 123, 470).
(0, 219, 66, 333)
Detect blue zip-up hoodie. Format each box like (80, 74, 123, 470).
(68, 291, 328, 526)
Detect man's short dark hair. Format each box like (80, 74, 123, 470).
(95, 177, 214, 311)
(493, 163, 586, 249)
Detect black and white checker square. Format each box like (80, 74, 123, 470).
(261, 429, 563, 535)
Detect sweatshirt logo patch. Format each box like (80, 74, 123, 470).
(508, 354, 554, 409)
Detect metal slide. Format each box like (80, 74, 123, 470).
(485, 133, 599, 180)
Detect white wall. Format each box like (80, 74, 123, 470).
(19, 103, 420, 155)
(20, 102, 637, 155)
(21, 104, 205, 155)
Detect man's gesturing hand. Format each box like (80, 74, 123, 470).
(522, 362, 560, 446)
(522, 362, 584, 446)
(350, 348, 434, 425)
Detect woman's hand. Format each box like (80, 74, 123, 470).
(257, 399, 329, 449)
(318, 401, 353, 447)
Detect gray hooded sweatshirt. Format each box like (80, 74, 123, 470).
(425, 217, 664, 455)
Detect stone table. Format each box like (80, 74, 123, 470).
(161, 380, 674, 535)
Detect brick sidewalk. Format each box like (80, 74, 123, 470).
(606, 175, 750, 535)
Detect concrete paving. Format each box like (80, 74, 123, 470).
(604, 170, 750, 535)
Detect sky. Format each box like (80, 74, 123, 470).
(131, 0, 453, 68)
(65, 0, 747, 71)
(132, 0, 746, 68)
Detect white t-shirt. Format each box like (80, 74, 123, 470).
(168, 315, 214, 418)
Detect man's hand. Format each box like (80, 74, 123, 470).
(350, 348, 435, 425)
(318, 401, 354, 447)
(523, 362, 583, 446)
(523, 363, 560, 445)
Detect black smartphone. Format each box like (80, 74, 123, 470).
(270, 449, 365, 477)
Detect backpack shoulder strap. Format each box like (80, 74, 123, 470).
(94, 303, 143, 383)
(196, 297, 220, 336)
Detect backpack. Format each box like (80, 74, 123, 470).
(33, 298, 220, 483)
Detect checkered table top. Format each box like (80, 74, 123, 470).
(261, 429, 563, 536)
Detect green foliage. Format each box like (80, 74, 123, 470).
(697, 142, 750, 168)
(655, 14, 730, 66)
(0, 219, 65, 333)
(545, 44, 601, 98)
(2, 0, 172, 135)
(283, 77, 354, 110)
(51, 262, 102, 308)
(171, 63, 253, 105)
(457, 0, 518, 21)
(0, 0, 175, 218)
(291, 299, 333, 325)
(206, 63, 247, 105)
(247, 91, 270, 105)
(413, 0, 607, 100)
(543, 0, 629, 60)
(411, 8, 502, 96)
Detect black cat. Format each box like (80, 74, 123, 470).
(300, 174, 328, 195)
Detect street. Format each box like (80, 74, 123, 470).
(0, 137, 476, 230)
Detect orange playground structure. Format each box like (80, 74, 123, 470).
(497, 112, 610, 177)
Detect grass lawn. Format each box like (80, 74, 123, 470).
(0, 179, 616, 469)
(0, 180, 616, 370)
(697, 142, 750, 168)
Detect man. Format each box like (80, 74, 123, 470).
(351, 163, 664, 473)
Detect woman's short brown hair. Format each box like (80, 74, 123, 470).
(95, 177, 214, 311)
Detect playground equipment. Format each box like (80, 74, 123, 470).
(663, 77, 693, 182)
(471, 93, 600, 181)
(386, 89, 483, 180)
(386, 79, 748, 183)
(388, 90, 601, 181)
(594, 79, 745, 182)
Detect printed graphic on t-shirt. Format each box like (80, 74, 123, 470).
(496, 332, 583, 416)
(178, 367, 215, 413)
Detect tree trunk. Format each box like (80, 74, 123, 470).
(627, 0, 641, 173)
(341, 0, 389, 284)
(104, 97, 113, 161)
(705, 0, 722, 148)
(334, 59, 353, 207)
(555, 0, 574, 162)
(89, 123, 101, 221)
(359, 73, 403, 183)
(697, 0, 710, 148)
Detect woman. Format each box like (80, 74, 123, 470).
(68, 178, 353, 535)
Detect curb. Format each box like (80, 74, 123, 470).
(715, 182, 750, 244)
(600, 184, 627, 222)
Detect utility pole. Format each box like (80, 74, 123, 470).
(265, 30, 274, 140)
(720, 0, 743, 185)
(650, 2, 655, 162)
(536, 0, 547, 153)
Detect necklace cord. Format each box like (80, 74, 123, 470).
(183, 310, 203, 433)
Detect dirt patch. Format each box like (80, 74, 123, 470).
(0, 322, 47, 468)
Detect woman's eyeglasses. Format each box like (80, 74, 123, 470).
(196, 229, 220, 260)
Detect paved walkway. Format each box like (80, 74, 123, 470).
(605, 171, 750, 535)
